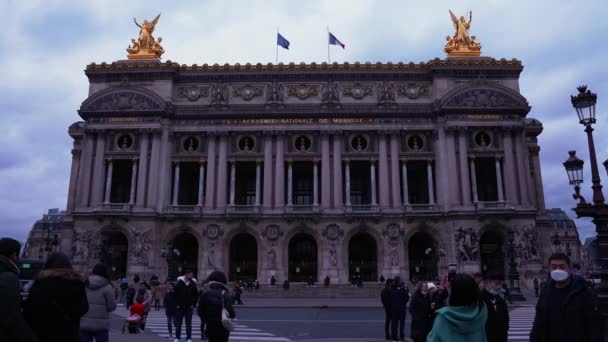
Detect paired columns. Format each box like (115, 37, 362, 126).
(313, 160, 319, 206)
(401, 160, 409, 205)
(287, 160, 293, 206)
(229, 160, 236, 206)
(103, 159, 113, 204)
(344, 160, 351, 206)
(427, 160, 435, 205)
(495, 156, 505, 202)
(370, 160, 378, 206)
(469, 157, 479, 203)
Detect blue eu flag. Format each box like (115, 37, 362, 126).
(277, 33, 290, 50)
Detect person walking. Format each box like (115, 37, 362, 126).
(409, 282, 432, 342)
(233, 281, 244, 305)
(135, 282, 152, 331)
(163, 283, 177, 339)
(481, 274, 509, 342)
(119, 277, 128, 304)
(0, 237, 38, 342)
(174, 269, 198, 342)
(23, 252, 89, 342)
(126, 283, 136, 310)
(380, 278, 393, 340)
(427, 273, 488, 342)
(396, 279, 410, 341)
(500, 283, 512, 304)
(533, 278, 539, 298)
(530, 253, 601, 342)
(80, 264, 117, 342)
(197, 271, 236, 342)
(152, 284, 162, 311)
(198, 280, 209, 341)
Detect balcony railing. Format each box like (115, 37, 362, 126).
(226, 205, 260, 215)
(346, 204, 381, 214)
(284, 205, 320, 214)
(407, 203, 438, 211)
(475, 201, 508, 210)
(97, 203, 132, 213)
(168, 205, 201, 214)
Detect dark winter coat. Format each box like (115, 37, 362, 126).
(163, 290, 177, 316)
(380, 284, 391, 310)
(387, 284, 410, 317)
(23, 268, 89, 342)
(481, 290, 509, 342)
(80, 275, 117, 332)
(530, 274, 602, 342)
(0, 255, 38, 342)
(175, 276, 199, 309)
(409, 290, 432, 339)
(197, 282, 236, 339)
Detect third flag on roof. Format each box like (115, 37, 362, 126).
(277, 32, 290, 49)
(328, 32, 345, 48)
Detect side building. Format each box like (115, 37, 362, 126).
(22, 208, 64, 260)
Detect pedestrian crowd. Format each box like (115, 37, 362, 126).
(0, 237, 236, 342)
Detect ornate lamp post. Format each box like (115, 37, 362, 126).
(551, 232, 562, 253)
(42, 219, 59, 253)
(507, 228, 526, 301)
(563, 85, 608, 339)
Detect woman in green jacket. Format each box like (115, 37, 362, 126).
(427, 273, 488, 342)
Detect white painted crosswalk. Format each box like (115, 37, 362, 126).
(508, 306, 535, 341)
(114, 308, 292, 341)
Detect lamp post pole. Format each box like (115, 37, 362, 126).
(507, 228, 526, 301)
(563, 86, 608, 340)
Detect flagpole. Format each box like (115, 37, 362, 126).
(327, 26, 330, 63)
(276, 26, 279, 65)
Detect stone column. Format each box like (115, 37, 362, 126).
(458, 130, 472, 205)
(255, 160, 261, 207)
(229, 160, 236, 206)
(321, 135, 331, 208)
(530, 146, 546, 210)
(469, 156, 479, 203)
(66, 149, 81, 212)
(427, 160, 435, 205)
(401, 160, 409, 205)
(197, 161, 205, 206)
(502, 130, 517, 204)
(287, 160, 293, 206)
(172, 162, 180, 206)
(275, 135, 285, 208)
(204, 136, 216, 209)
(263, 136, 273, 209)
(136, 134, 149, 207)
(344, 160, 351, 206)
(103, 159, 113, 204)
(378, 134, 390, 207)
(146, 132, 161, 207)
(446, 131, 459, 205)
(76, 135, 95, 207)
(216, 135, 228, 209)
(91, 134, 106, 205)
(313, 160, 319, 206)
(390, 134, 402, 207)
(332, 135, 343, 208)
(156, 125, 171, 212)
(435, 126, 449, 209)
(515, 131, 530, 205)
(370, 160, 377, 205)
(495, 156, 504, 202)
(129, 159, 138, 205)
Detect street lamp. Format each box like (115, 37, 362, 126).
(563, 85, 608, 339)
(507, 228, 525, 301)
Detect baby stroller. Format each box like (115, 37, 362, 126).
(122, 313, 143, 334)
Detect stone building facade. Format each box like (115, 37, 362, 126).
(22, 208, 64, 260)
(60, 57, 549, 288)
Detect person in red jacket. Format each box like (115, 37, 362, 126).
(128, 299, 145, 333)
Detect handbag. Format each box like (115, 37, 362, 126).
(220, 290, 235, 332)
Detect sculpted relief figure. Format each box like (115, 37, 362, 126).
(329, 247, 338, 267)
(390, 248, 399, 267)
(455, 227, 479, 262)
(72, 229, 90, 265)
(130, 230, 151, 266)
(267, 248, 277, 269)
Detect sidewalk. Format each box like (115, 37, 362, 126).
(237, 297, 382, 307)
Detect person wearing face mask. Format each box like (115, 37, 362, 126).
(530, 253, 601, 342)
(480, 273, 509, 342)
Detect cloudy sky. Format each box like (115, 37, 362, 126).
(1, 0, 607, 245)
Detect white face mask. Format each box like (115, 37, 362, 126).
(550, 269, 569, 282)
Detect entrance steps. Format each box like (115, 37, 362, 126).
(235, 283, 383, 298)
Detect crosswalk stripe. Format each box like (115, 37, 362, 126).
(508, 306, 536, 342)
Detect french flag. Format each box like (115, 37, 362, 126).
(329, 32, 345, 48)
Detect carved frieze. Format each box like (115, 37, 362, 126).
(210, 83, 229, 105)
(377, 81, 395, 103)
(446, 89, 523, 107)
(72, 229, 91, 265)
(266, 82, 284, 104)
(178, 86, 209, 101)
(129, 230, 152, 266)
(322, 224, 344, 241)
(86, 92, 162, 111)
(382, 223, 404, 245)
(262, 224, 284, 243)
(204, 224, 224, 240)
(455, 227, 479, 262)
(515, 225, 540, 262)
(321, 81, 340, 104)
(286, 84, 319, 100)
(342, 83, 373, 100)
(397, 83, 431, 99)
(233, 85, 264, 101)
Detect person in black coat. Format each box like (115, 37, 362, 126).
(23, 252, 89, 342)
(530, 253, 601, 342)
(174, 269, 199, 341)
(163, 283, 177, 338)
(388, 276, 409, 341)
(197, 271, 236, 342)
(481, 274, 509, 342)
(380, 278, 393, 340)
(409, 282, 432, 342)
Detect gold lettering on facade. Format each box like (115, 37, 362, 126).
(464, 114, 500, 120)
(224, 118, 375, 125)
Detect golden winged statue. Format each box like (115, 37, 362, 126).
(444, 10, 481, 57)
(127, 13, 164, 60)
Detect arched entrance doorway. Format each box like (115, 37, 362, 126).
(168, 233, 198, 281)
(101, 231, 128, 280)
(288, 233, 317, 282)
(229, 233, 258, 281)
(480, 231, 505, 278)
(348, 232, 377, 282)
(408, 232, 439, 282)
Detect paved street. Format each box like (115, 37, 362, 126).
(108, 304, 535, 341)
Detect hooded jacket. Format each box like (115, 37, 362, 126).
(175, 275, 198, 309)
(23, 268, 89, 342)
(427, 303, 488, 342)
(197, 281, 236, 337)
(80, 275, 117, 332)
(0, 255, 38, 342)
(530, 274, 601, 342)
